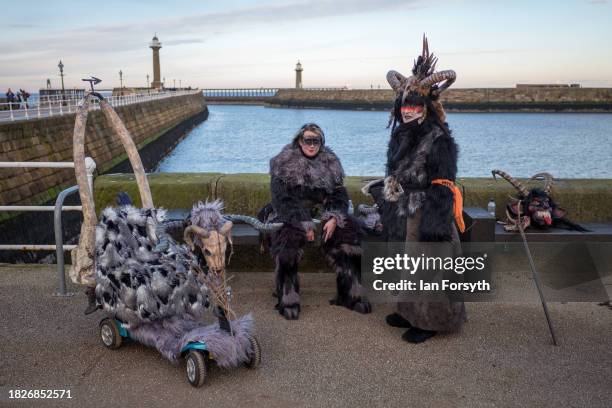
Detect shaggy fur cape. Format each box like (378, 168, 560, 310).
(381, 118, 457, 242)
(378, 115, 466, 332)
(95, 206, 211, 328)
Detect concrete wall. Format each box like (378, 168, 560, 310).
(269, 88, 612, 111)
(94, 173, 612, 223)
(0, 93, 207, 215)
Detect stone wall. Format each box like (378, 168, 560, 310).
(269, 88, 612, 111)
(94, 173, 612, 223)
(93, 173, 612, 272)
(0, 93, 206, 214)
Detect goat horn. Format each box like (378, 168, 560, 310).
(492, 169, 529, 197)
(184, 225, 209, 249)
(386, 70, 407, 92)
(220, 220, 233, 235)
(530, 172, 554, 195)
(420, 70, 456, 92)
(223, 214, 284, 232)
(361, 178, 384, 196)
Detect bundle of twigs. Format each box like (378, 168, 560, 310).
(192, 264, 236, 322)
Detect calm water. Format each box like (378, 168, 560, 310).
(157, 105, 612, 178)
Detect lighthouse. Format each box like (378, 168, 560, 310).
(149, 35, 162, 89)
(295, 61, 303, 89)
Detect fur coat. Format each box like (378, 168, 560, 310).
(269, 143, 349, 228)
(379, 118, 458, 243)
(377, 117, 466, 332)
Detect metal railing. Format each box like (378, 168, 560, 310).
(201, 87, 349, 99)
(0, 158, 97, 296)
(0, 89, 200, 123)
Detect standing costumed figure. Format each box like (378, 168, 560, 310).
(363, 36, 466, 343)
(259, 123, 372, 320)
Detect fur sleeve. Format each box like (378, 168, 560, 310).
(271, 176, 312, 225)
(322, 184, 349, 228)
(419, 131, 458, 242)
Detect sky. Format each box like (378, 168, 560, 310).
(1, 0, 611, 91)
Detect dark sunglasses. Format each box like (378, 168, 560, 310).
(302, 137, 322, 147)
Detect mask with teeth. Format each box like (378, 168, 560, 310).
(493, 169, 588, 232)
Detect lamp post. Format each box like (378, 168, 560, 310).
(173, 78, 176, 89)
(179, 79, 182, 89)
(58, 60, 65, 104)
(163, 77, 166, 89)
(119, 70, 124, 94)
(146, 74, 150, 88)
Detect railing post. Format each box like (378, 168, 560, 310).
(54, 185, 79, 297)
(9, 101, 14, 121)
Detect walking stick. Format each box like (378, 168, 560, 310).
(515, 207, 558, 346)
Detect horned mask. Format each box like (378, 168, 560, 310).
(386, 35, 456, 125)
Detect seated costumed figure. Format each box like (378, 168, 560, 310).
(259, 123, 372, 319)
(364, 36, 466, 343)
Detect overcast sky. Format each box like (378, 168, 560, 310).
(1, 0, 611, 91)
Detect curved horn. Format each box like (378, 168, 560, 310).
(184, 225, 209, 249)
(530, 172, 554, 195)
(492, 169, 529, 197)
(386, 70, 407, 92)
(420, 70, 456, 93)
(220, 220, 233, 236)
(223, 214, 284, 232)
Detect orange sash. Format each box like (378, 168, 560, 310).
(431, 179, 465, 233)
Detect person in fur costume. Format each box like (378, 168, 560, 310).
(364, 36, 466, 343)
(259, 123, 372, 320)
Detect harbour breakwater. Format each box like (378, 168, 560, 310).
(264, 87, 612, 112)
(0, 93, 208, 262)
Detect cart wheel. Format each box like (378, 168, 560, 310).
(245, 334, 261, 369)
(99, 318, 122, 349)
(185, 351, 208, 387)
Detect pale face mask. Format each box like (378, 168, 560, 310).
(400, 105, 424, 124)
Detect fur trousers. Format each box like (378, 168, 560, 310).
(271, 216, 371, 319)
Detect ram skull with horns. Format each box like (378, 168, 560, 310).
(492, 169, 588, 232)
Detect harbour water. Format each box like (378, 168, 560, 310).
(157, 105, 612, 178)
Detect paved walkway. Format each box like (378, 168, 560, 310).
(1, 264, 611, 407)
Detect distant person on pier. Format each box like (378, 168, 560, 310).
(19, 89, 30, 108)
(5, 88, 15, 109)
(258, 123, 372, 320)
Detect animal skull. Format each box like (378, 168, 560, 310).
(184, 221, 233, 272)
